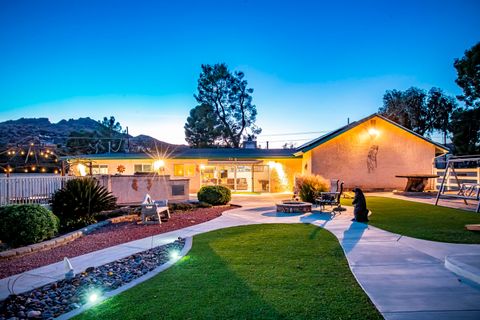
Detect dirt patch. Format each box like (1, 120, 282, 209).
(0, 206, 233, 279)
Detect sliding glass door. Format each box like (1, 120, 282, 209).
(200, 163, 270, 192)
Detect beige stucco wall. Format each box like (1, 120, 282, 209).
(71, 158, 205, 193)
(308, 116, 439, 190)
(70, 157, 303, 193)
(96, 175, 189, 204)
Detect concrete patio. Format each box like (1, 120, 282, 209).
(1, 194, 480, 319)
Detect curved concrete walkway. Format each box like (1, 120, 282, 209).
(1, 195, 480, 319)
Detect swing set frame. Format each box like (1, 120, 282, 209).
(434, 155, 480, 213)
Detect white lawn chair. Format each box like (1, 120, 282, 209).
(140, 194, 170, 224)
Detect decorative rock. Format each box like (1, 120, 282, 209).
(26, 310, 41, 318)
(85, 266, 95, 273)
(0, 239, 185, 320)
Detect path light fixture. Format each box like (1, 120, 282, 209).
(64, 257, 74, 280)
(88, 292, 99, 303)
(169, 249, 180, 260)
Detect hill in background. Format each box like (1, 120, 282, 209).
(0, 117, 185, 155)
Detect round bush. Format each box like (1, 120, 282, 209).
(197, 186, 231, 205)
(0, 204, 59, 247)
(51, 177, 117, 231)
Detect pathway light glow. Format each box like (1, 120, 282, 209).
(88, 292, 99, 303)
(170, 249, 180, 260)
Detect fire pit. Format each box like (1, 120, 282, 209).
(276, 201, 312, 213)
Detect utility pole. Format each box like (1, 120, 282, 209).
(126, 126, 130, 153)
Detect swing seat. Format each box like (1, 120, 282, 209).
(458, 183, 480, 201)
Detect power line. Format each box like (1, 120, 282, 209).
(259, 130, 330, 137)
(257, 138, 313, 143)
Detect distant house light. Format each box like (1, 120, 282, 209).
(153, 159, 165, 171)
(77, 164, 87, 176)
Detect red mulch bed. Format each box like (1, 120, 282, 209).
(0, 206, 233, 279)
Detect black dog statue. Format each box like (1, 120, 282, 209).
(352, 188, 369, 222)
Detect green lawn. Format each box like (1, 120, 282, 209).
(76, 224, 382, 320)
(341, 196, 480, 244)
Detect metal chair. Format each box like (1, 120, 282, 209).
(315, 180, 344, 212)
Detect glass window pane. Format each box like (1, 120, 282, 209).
(99, 165, 108, 174)
(174, 164, 184, 176)
(185, 164, 196, 177)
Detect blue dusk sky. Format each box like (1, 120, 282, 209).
(0, 0, 479, 147)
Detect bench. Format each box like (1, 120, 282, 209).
(140, 194, 171, 224)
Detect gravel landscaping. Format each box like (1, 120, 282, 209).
(0, 238, 185, 320)
(0, 206, 232, 279)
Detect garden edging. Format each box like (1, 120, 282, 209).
(0, 215, 139, 259)
(55, 236, 193, 320)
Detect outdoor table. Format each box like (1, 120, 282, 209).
(395, 174, 439, 192)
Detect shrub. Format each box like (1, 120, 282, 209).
(197, 186, 231, 205)
(51, 178, 117, 231)
(168, 201, 213, 212)
(94, 208, 132, 221)
(294, 174, 329, 203)
(0, 204, 59, 247)
(196, 201, 213, 208)
(169, 202, 196, 212)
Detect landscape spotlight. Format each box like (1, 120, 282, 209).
(169, 250, 180, 260)
(88, 292, 99, 303)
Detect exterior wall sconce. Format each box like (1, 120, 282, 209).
(368, 120, 379, 138)
(153, 159, 165, 172)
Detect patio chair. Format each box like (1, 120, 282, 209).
(140, 194, 170, 224)
(315, 180, 344, 212)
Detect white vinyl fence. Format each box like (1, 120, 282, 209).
(0, 176, 76, 206)
(434, 167, 480, 191)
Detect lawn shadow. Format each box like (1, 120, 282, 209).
(82, 233, 284, 320)
(243, 206, 275, 212)
(261, 211, 304, 217)
(300, 212, 334, 239)
(342, 222, 369, 253)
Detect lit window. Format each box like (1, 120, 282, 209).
(134, 164, 153, 173)
(185, 164, 196, 177)
(92, 164, 108, 175)
(174, 164, 184, 176)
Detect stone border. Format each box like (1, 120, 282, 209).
(56, 236, 193, 320)
(276, 202, 312, 213)
(0, 215, 139, 259)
